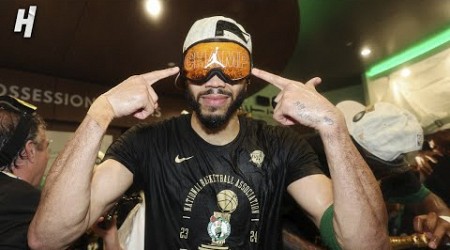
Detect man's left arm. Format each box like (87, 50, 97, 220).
(252, 68, 390, 249)
(321, 126, 389, 249)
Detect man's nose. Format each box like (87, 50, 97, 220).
(204, 75, 226, 88)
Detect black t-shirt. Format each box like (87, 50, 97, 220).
(0, 173, 41, 249)
(105, 114, 323, 249)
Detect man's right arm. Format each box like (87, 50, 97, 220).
(28, 100, 133, 249)
(28, 67, 179, 249)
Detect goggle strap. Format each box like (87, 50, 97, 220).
(0, 116, 33, 167)
(0, 96, 37, 115)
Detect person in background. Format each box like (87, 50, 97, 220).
(0, 96, 121, 250)
(0, 95, 49, 249)
(414, 129, 450, 207)
(84, 188, 144, 250)
(337, 101, 450, 249)
(90, 216, 123, 250)
(295, 100, 450, 249)
(116, 190, 145, 250)
(28, 16, 389, 249)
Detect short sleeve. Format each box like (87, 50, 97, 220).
(104, 123, 150, 175)
(281, 129, 324, 186)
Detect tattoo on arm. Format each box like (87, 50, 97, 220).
(323, 116, 334, 125)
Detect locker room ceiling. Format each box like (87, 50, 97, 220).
(0, 0, 449, 97)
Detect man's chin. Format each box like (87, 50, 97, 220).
(201, 105, 229, 115)
(198, 114, 229, 130)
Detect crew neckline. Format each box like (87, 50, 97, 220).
(182, 114, 246, 152)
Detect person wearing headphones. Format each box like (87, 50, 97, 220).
(0, 96, 49, 249)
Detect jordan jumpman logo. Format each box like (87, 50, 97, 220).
(205, 47, 225, 68)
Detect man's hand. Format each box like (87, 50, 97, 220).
(414, 150, 442, 177)
(88, 67, 179, 129)
(251, 68, 344, 132)
(106, 67, 179, 119)
(414, 212, 450, 249)
(91, 216, 123, 250)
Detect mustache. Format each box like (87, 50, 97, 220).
(199, 88, 232, 97)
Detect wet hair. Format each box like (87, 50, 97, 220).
(0, 109, 46, 171)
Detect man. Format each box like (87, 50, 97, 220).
(28, 16, 389, 249)
(304, 100, 450, 249)
(415, 129, 450, 205)
(0, 95, 49, 249)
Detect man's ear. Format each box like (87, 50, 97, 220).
(23, 140, 36, 163)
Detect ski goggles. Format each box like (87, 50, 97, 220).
(181, 41, 252, 84)
(0, 96, 37, 167)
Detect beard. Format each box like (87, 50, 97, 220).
(186, 87, 246, 130)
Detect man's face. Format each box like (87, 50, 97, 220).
(186, 76, 247, 129)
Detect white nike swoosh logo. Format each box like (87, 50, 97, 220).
(175, 155, 194, 164)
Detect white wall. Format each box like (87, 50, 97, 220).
(365, 48, 450, 134)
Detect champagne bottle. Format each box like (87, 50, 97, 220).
(390, 233, 428, 250)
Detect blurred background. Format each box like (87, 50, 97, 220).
(0, 0, 449, 149)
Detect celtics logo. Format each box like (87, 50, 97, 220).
(207, 216, 231, 242)
(200, 190, 238, 250)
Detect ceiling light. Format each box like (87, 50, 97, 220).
(145, 0, 162, 18)
(360, 48, 371, 57)
(400, 68, 411, 78)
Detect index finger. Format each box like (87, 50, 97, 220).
(141, 66, 180, 86)
(252, 68, 295, 90)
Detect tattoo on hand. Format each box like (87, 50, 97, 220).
(295, 102, 305, 112)
(294, 102, 334, 125)
(295, 102, 318, 124)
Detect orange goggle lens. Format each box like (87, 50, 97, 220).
(182, 42, 252, 83)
